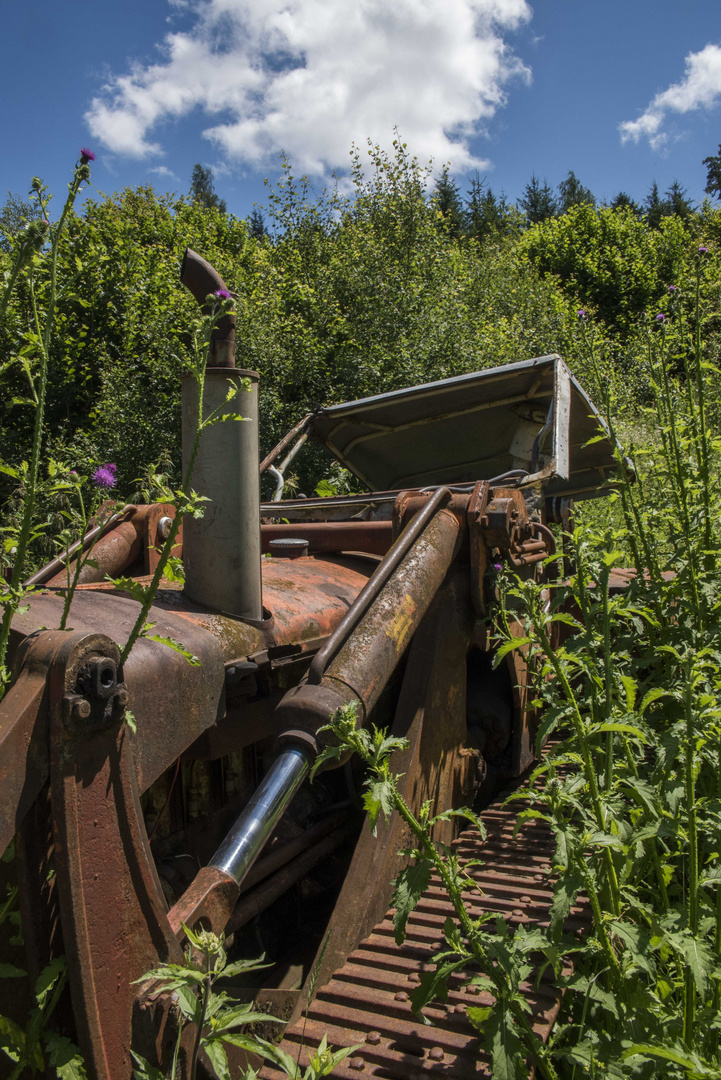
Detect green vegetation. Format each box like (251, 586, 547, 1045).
(2, 140, 721, 1078)
(2, 141, 718, 548)
(320, 261, 721, 1077)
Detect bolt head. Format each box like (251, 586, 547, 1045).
(157, 515, 173, 540)
(73, 698, 91, 720)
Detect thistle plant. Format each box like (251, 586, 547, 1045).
(486, 248, 721, 1077)
(48, 461, 121, 631)
(133, 925, 356, 1080)
(132, 924, 277, 1080)
(0, 151, 94, 698)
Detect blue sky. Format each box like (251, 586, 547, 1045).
(3, 0, 721, 222)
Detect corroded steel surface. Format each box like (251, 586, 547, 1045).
(168, 865, 239, 939)
(4, 553, 374, 819)
(261, 522, 392, 557)
(48, 633, 184, 1079)
(46, 515, 146, 586)
(301, 569, 480, 1009)
(145, 503, 183, 575)
(262, 783, 588, 1077)
(8, 591, 226, 802)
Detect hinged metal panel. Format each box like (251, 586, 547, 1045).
(308, 355, 628, 499)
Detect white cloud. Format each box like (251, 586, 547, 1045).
(150, 165, 179, 179)
(85, 0, 531, 176)
(619, 43, 721, 151)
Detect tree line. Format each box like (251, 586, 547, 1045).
(0, 137, 719, 562)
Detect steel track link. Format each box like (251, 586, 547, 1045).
(260, 760, 588, 1078)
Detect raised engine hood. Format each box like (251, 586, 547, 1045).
(308, 354, 628, 499)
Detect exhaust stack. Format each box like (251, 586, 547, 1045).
(180, 248, 263, 621)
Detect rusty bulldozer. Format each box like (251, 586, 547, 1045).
(0, 251, 625, 1078)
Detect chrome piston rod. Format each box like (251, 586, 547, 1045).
(208, 746, 311, 885)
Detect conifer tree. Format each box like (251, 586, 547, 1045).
(610, 191, 641, 217)
(465, 173, 487, 241)
(644, 181, 664, 229)
(664, 180, 694, 221)
(433, 166, 464, 237)
(189, 164, 227, 214)
(464, 175, 518, 244)
(249, 208, 266, 240)
(703, 143, 721, 199)
(557, 170, 595, 213)
(519, 174, 557, 225)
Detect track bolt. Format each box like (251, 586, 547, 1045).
(429, 1047, 444, 1061)
(407, 971, 420, 983)
(366, 1031, 381, 1045)
(349, 1058, 365, 1070)
(394, 991, 409, 1002)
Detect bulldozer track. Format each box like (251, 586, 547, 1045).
(261, 758, 589, 1078)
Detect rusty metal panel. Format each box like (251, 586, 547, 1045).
(307, 355, 626, 499)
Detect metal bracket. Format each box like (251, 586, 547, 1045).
(48, 632, 185, 1078)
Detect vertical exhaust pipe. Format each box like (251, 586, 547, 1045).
(180, 248, 263, 621)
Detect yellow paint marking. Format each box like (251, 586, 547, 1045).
(384, 594, 417, 650)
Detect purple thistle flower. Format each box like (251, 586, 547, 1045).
(106, 463, 117, 473)
(668, 285, 677, 294)
(92, 465, 116, 489)
(699, 245, 709, 255)
(79, 148, 96, 164)
(214, 288, 231, 300)
(656, 313, 666, 324)
(577, 308, 587, 320)
(493, 562, 503, 573)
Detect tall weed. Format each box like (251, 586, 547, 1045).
(320, 245, 721, 1078)
(495, 247, 721, 1076)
